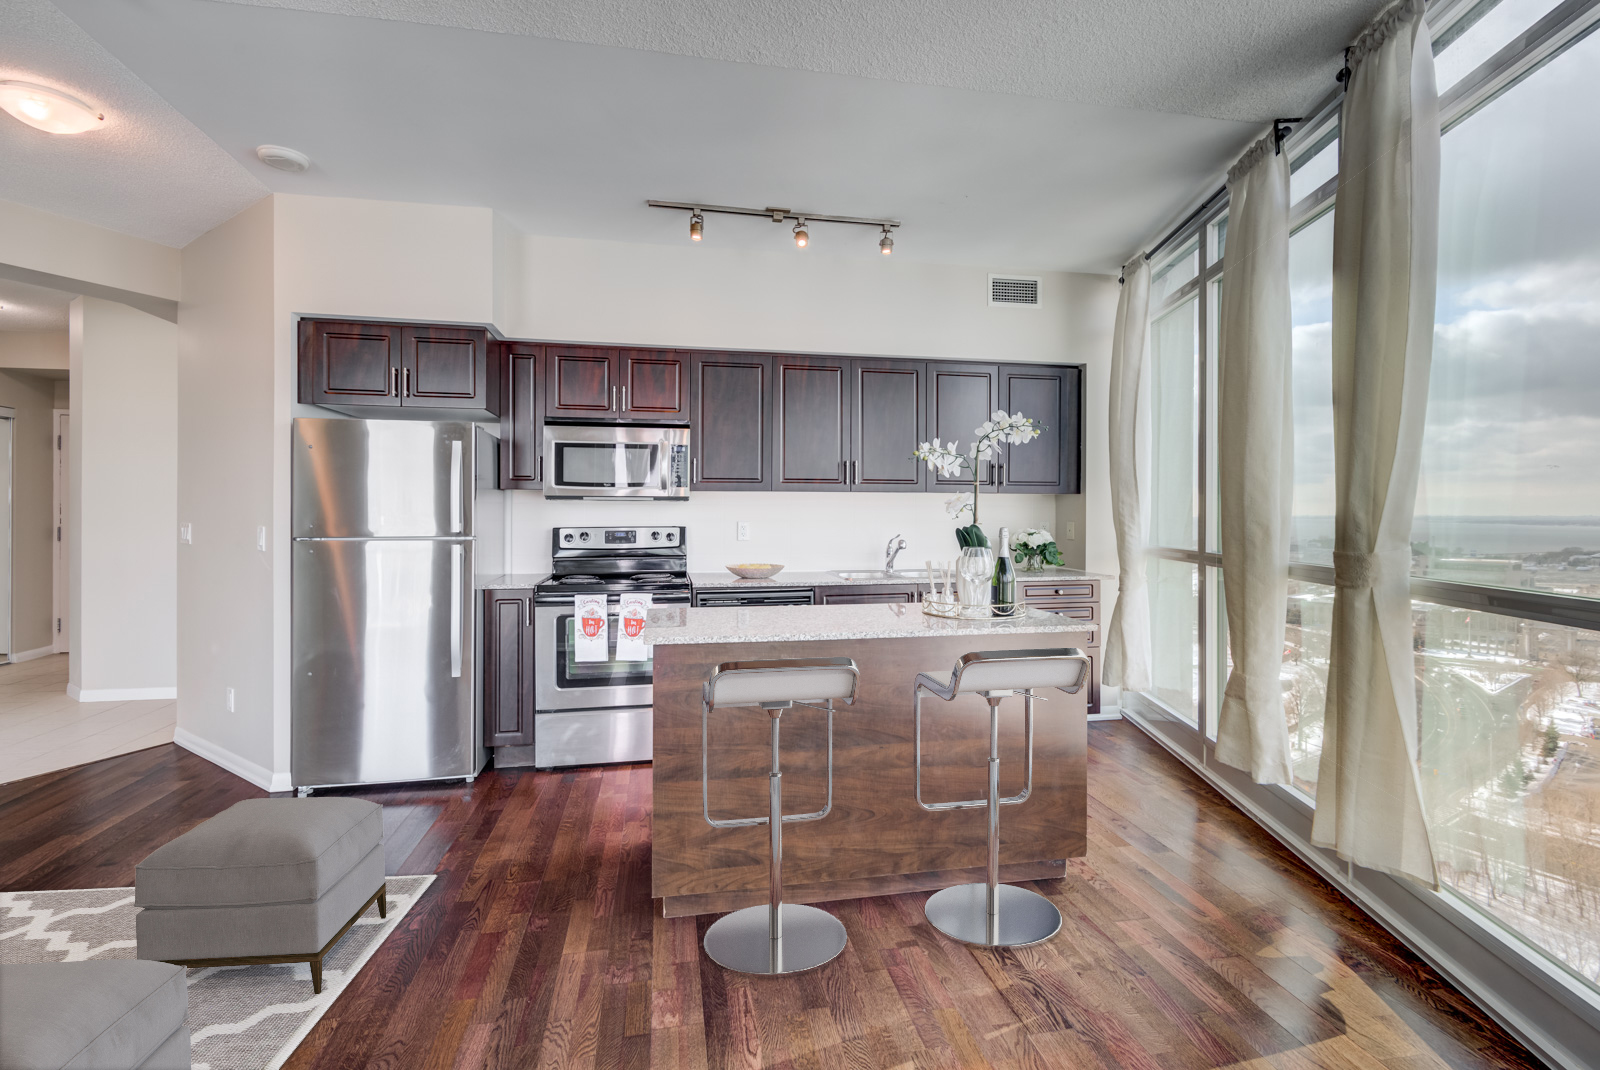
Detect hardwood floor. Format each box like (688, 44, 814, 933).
(0, 724, 1540, 1069)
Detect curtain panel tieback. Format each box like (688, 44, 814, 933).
(1331, 548, 1411, 589)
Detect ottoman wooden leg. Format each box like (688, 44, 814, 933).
(379, 883, 387, 919)
(311, 955, 323, 994)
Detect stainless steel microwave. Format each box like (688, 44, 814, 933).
(542, 423, 690, 500)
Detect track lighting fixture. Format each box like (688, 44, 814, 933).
(649, 200, 900, 257)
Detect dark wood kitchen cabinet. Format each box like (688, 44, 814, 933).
(498, 342, 542, 489)
(997, 364, 1082, 494)
(298, 318, 497, 419)
(690, 352, 772, 490)
(773, 356, 852, 490)
(482, 589, 535, 747)
(925, 362, 1000, 489)
(851, 360, 925, 491)
(545, 346, 688, 420)
(1017, 575, 1101, 715)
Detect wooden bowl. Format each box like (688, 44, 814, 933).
(725, 563, 785, 580)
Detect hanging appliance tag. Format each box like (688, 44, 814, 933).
(615, 593, 652, 661)
(573, 594, 610, 662)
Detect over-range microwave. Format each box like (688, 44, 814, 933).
(542, 423, 690, 500)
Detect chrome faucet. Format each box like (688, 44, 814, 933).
(884, 534, 907, 573)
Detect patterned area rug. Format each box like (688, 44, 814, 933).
(0, 875, 433, 1070)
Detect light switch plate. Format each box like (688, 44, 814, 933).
(178, 522, 192, 545)
(1065, 522, 1076, 540)
(257, 526, 267, 552)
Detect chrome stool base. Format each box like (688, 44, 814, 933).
(925, 883, 1062, 948)
(703, 903, 847, 975)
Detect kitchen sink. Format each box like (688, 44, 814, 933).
(831, 569, 931, 580)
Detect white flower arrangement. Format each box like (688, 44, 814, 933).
(1011, 527, 1064, 568)
(913, 411, 1045, 547)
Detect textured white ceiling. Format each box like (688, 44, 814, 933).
(0, 0, 267, 248)
(215, 0, 1380, 123)
(0, 275, 74, 331)
(50, 0, 1285, 272)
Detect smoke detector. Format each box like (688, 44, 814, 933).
(255, 144, 311, 173)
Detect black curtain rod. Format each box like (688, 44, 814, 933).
(1142, 185, 1227, 263)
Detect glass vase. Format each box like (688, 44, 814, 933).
(957, 546, 995, 614)
(1018, 552, 1044, 572)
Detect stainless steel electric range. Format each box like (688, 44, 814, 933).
(532, 525, 690, 768)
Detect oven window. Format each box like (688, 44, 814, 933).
(554, 613, 653, 689)
(554, 442, 658, 488)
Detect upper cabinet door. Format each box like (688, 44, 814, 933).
(300, 319, 402, 408)
(499, 343, 542, 489)
(852, 360, 925, 491)
(925, 363, 999, 489)
(691, 353, 771, 490)
(999, 365, 1082, 494)
(619, 350, 687, 420)
(546, 346, 617, 416)
(401, 325, 491, 410)
(773, 356, 851, 490)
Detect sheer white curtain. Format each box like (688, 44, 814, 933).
(1104, 257, 1152, 694)
(1215, 134, 1294, 785)
(1311, 0, 1441, 885)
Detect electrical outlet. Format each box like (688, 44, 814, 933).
(178, 522, 192, 545)
(225, 687, 235, 713)
(737, 521, 751, 541)
(257, 525, 267, 552)
(1065, 522, 1076, 540)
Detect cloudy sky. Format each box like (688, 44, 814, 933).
(1288, 12, 1600, 552)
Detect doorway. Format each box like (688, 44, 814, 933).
(53, 409, 67, 653)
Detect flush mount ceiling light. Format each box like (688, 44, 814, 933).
(0, 80, 103, 134)
(647, 200, 899, 256)
(255, 144, 311, 173)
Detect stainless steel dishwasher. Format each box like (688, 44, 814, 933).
(692, 587, 817, 607)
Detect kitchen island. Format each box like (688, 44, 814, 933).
(645, 602, 1095, 917)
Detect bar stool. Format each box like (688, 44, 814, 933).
(914, 648, 1089, 947)
(701, 656, 860, 975)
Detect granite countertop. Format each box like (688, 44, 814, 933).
(476, 573, 550, 590)
(689, 565, 1112, 590)
(645, 602, 1097, 645)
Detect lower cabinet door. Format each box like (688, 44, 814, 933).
(483, 591, 534, 747)
(816, 585, 920, 605)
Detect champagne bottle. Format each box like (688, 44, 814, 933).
(992, 527, 1016, 617)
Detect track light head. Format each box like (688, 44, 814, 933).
(879, 227, 894, 255)
(793, 220, 808, 248)
(689, 211, 703, 241)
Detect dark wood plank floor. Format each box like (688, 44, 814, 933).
(0, 724, 1540, 1069)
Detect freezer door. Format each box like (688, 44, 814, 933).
(293, 418, 473, 538)
(292, 537, 478, 787)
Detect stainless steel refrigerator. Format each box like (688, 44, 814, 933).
(291, 418, 491, 791)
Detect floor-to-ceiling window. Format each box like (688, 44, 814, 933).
(1130, 0, 1600, 998)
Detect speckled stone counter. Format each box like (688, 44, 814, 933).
(646, 602, 1094, 645)
(475, 573, 549, 590)
(688, 565, 1113, 590)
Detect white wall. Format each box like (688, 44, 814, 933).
(0, 199, 180, 301)
(175, 197, 281, 787)
(68, 297, 178, 699)
(0, 331, 69, 372)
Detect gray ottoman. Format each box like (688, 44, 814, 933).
(135, 798, 386, 993)
(0, 960, 189, 1069)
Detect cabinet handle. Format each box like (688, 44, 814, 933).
(391, 367, 399, 397)
(622, 385, 629, 412)
(525, 598, 531, 627)
(692, 456, 700, 483)
(997, 462, 1004, 488)
(851, 460, 857, 484)
(537, 455, 543, 483)
(403, 368, 412, 397)
(611, 385, 618, 411)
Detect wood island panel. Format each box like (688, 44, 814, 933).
(651, 631, 1087, 917)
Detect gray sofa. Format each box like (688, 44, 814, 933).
(0, 960, 190, 1069)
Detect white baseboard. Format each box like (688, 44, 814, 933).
(9, 646, 57, 664)
(174, 727, 292, 792)
(67, 684, 178, 702)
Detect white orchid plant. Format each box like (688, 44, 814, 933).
(914, 410, 1042, 548)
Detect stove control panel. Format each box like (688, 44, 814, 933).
(554, 526, 684, 550)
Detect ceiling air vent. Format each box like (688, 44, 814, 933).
(989, 274, 1040, 307)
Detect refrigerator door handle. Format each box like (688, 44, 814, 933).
(450, 439, 463, 533)
(450, 543, 464, 678)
